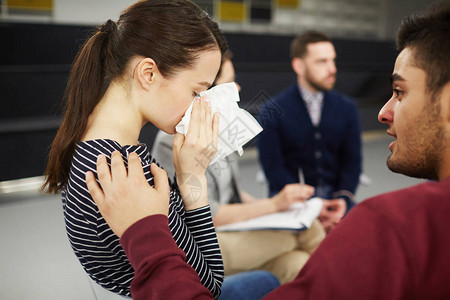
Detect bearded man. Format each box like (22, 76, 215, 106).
(257, 31, 362, 233)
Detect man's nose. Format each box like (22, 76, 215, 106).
(329, 62, 337, 74)
(378, 96, 395, 124)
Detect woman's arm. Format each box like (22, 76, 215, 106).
(87, 148, 224, 298)
(172, 97, 219, 211)
(170, 97, 224, 296)
(213, 183, 315, 226)
(86, 157, 214, 300)
(213, 198, 277, 226)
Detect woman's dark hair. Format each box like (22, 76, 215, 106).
(396, 0, 450, 98)
(43, 0, 228, 193)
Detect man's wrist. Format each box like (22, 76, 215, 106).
(332, 190, 355, 212)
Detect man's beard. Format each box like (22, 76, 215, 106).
(387, 151, 441, 181)
(386, 99, 444, 181)
(304, 74, 335, 92)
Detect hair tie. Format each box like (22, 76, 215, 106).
(100, 19, 117, 34)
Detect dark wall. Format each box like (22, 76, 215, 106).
(0, 23, 396, 181)
(0, 23, 90, 181)
(228, 33, 397, 123)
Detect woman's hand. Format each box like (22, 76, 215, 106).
(173, 96, 219, 177)
(86, 151, 170, 238)
(172, 97, 219, 210)
(271, 183, 315, 211)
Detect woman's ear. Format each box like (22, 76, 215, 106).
(135, 58, 159, 91)
(291, 57, 305, 77)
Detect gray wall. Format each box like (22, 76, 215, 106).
(0, 0, 441, 40)
(384, 0, 438, 40)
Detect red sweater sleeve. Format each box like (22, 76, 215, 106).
(120, 215, 214, 300)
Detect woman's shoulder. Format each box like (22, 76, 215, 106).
(77, 139, 125, 155)
(68, 139, 151, 187)
(76, 139, 150, 161)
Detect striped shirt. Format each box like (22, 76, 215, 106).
(62, 139, 224, 298)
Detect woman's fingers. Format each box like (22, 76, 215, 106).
(179, 95, 217, 147)
(205, 99, 213, 142)
(196, 97, 215, 156)
(186, 97, 200, 141)
(173, 132, 185, 151)
(200, 96, 208, 142)
(212, 112, 219, 152)
(172, 94, 219, 183)
(186, 96, 213, 146)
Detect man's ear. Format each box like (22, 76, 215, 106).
(292, 57, 305, 77)
(135, 58, 159, 91)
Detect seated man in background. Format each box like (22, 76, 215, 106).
(86, 1, 450, 298)
(152, 51, 325, 284)
(257, 30, 362, 233)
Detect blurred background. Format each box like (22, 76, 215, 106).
(0, 0, 437, 183)
(0, 0, 433, 299)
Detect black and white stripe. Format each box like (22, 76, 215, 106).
(63, 139, 224, 298)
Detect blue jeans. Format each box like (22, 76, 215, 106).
(219, 270, 280, 300)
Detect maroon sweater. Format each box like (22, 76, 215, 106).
(121, 178, 450, 300)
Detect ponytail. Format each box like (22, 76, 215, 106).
(43, 20, 125, 193)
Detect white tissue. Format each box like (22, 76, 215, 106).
(175, 82, 263, 164)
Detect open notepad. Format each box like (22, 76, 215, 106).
(216, 197, 323, 232)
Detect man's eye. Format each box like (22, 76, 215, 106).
(393, 88, 403, 98)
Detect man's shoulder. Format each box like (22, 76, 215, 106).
(358, 179, 450, 220)
(365, 179, 449, 201)
(258, 85, 298, 125)
(270, 84, 299, 104)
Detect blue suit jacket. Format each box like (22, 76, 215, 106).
(257, 84, 362, 209)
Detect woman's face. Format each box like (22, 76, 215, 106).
(148, 49, 222, 134)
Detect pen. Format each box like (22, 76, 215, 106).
(298, 168, 305, 186)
